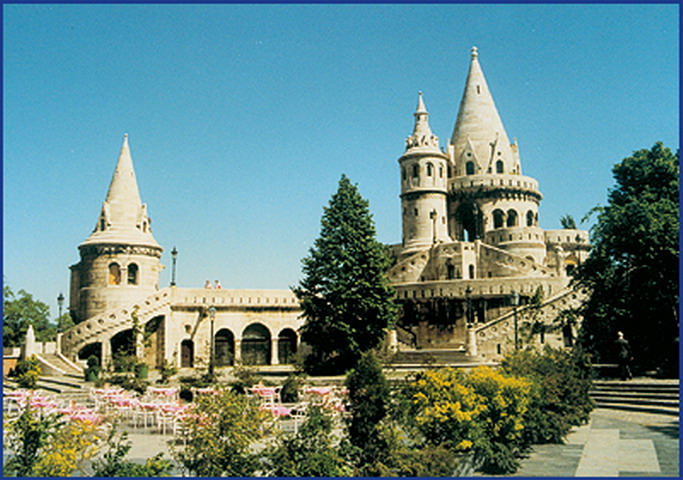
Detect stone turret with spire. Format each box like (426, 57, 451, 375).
(398, 92, 452, 253)
(69, 135, 164, 323)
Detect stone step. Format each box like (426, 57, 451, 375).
(389, 349, 475, 366)
(38, 375, 86, 391)
(590, 393, 679, 408)
(593, 401, 679, 417)
(590, 390, 679, 401)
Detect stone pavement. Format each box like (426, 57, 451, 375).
(506, 408, 679, 477)
(115, 407, 680, 477)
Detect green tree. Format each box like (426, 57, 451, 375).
(344, 351, 390, 475)
(3, 284, 55, 347)
(576, 142, 679, 375)
(293, 175, 397, 374)
(560, 214, 577, 229)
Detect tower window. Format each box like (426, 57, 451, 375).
(465, 161, 475, 175)
(468, 265, 475, 279)
(127, 263, 139, 285)
(414, 208, 418, 216)
(109, 263, 121, 285)
(412, 164, 419, 178)
(439, 166, 444, 178)
(526, 210, 535, 227)
(447, 264, 455, 279)
(100, 218, 106, 231)
(507, 209, 519, 227)
(402, 168, 406, 181)
(493, 209, 505, 229)
(496, 160, 504, 174)
(476, 85, 481, 94)
(426, 163, 433, 176)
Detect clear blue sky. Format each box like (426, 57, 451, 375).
(3, 4, 679, 318)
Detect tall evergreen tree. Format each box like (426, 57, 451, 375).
(293, 175, 397, 374)
(576, 142, 679, 375)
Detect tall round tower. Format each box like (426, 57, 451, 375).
(447, 48, 546, 264)
(69, 135, 164, 323)
(399, 92, 452, 253)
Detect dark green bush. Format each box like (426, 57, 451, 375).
(280, 372, 305, 403)
(501, 346, 594, 445)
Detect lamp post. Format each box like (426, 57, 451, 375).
(57, 293, 65, 329)
(208, 307, 216, 378)
(430, 209, 437, 244)
(170, 247, 178, 287)
(465, 286, 473, 325)
(511, 290, 520, 351)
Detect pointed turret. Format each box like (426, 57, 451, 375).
(81, 134, 160, 249)
(450, 47, 519, 175)
(70, 134, 163, 323)
(406, 92, 440, 151)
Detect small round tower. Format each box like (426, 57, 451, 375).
(69, 135, 163, 323)
(448, 48, 546, 264)
(399, 92, 452, 253)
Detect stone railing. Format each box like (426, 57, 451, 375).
(449, 174, 540, 194)
(387, 248, 432, 284)
(392, 276, 570, 301)
(60, 287, 173, 358)
(473, 287, 586, 359)
(171, 288, 300, 309)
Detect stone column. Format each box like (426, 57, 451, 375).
(466, 326, 477, 357)
(234, 339, 242, 364)
(101, 337, 112, 369)
(271, 338, 280, 365)
(387, 329, 398, 354)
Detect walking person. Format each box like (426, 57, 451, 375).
(616, 331, 633, 380)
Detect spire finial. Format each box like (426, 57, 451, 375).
(471, 46, 478, 58)
(416, 91, 427, 114)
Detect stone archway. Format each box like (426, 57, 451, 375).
(241, 323, 271, 366)
(180, 339, 194, 368)
(215, 328, 235, 367)
(277, 328, 298, 364)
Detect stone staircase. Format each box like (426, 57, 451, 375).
(387, 348, 480, 369)
(590, 379, 679, 416)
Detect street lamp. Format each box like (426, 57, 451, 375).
(208, 306, 216, 378)
(57, 293, 65, 329)
(465, 286, 473, 325)
(511, 290, 520, 351)
(170, 247, 178, 287)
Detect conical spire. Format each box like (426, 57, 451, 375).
(450, 47, 518, 174)
(405, 91, 440, 151)
(81, 135, 160, 249)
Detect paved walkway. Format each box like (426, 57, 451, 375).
(506, 408, 679, 477)
(104, 407, 681, 477)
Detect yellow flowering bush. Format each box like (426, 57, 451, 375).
(401, 366, 532, 474)
(33, 418, 106, 476)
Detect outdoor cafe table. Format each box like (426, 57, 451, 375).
(259, 404, 291, 417)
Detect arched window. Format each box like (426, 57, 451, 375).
(426, 163, 433, 176)
(465, 161, 475, 175)
(447, 264, 455, 280)
(439, 165, 444, 178)
(492, 209, 505, 229)
(241, 323, 271, 366)
(100, 218, 106, 231)
(412, 164, 419, 178)
(526, 210, 535, 227)
(468, 265, 475, 279)
(506, 209, 518, 227)
(109, 263, 121, 285)
(215, 329, 235, 366)
(401, 167, 406, 181)
(278, 329, 298, 364)
(181, 339, 194, 368)
(127, 263, 138, 285)
(496, 160, 504, 174)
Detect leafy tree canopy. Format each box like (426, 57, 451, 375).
(575, 142, 679, 375)
(560, 214, 577, 229)
(3, 283, 56, 347)
(293, 175, 397, 374)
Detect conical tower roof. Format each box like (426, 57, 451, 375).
(81, 135, 161, 249)
(450, 47, 518, 174)
(405, 92, 441, 152)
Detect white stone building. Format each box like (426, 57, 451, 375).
(51, 47, 588, 373)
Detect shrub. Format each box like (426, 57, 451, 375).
(501, 346, 595, 445)
(344, 351, 390, 474)
(171, 387, 269, 476)
(229, 365, 261, 394)
(280, 372, 306, 403)
(12, 355, 41, 389)
(84, 354, 101, 382)
(264, 406, 351, 476)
